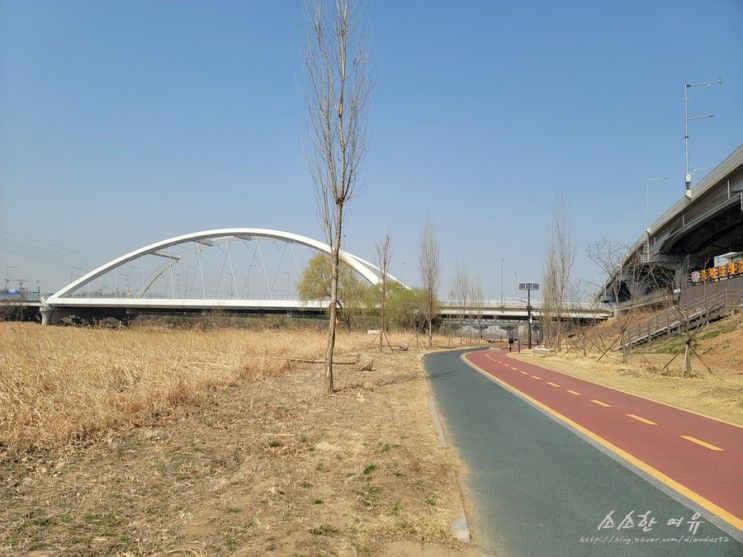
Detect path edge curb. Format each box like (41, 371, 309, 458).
(420, 349, 474, 544)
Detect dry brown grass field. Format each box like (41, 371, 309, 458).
(514, 312, 743, 425)
(1, 323, 345, 451)
(0, 322, 478, 556)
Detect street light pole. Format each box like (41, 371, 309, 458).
(518, 282, 539, 349)
(692, 167, 710, 184)
(646, 177, 669, 232)
(527, 288, 532, 348)
(684, 78, 721, 196)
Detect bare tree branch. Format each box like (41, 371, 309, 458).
(418, 216, 440, 348)
(305, 0, 371, 393)
(376, 232, 391, 353)
(452, 262, 469, 346)
(542, 195, 577, 350)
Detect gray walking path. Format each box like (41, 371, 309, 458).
(424, 348, 742, 556)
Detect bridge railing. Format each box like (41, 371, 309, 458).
(441, 299, 611, 312)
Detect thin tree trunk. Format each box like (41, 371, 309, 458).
(379, 299, 384, 352)
(682, 341, 691, 377)
(427, 306, 433, 347)
(325, 203, 344, 394)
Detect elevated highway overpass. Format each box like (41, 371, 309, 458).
(439, 299, 610, 321)
(605, 144, 743, 303)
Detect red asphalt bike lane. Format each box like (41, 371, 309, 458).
(463, 348, 743, 531)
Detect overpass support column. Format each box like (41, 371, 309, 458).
(40, 304, 56, 326)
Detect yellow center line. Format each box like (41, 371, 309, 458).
(547, 382, 560, 387)
(627, 414, 657, 425)
(681, 435, 723, 452)
(590, 399, 611, 407)
(531, 375, 541, 380)
(567, 390, 581, 396)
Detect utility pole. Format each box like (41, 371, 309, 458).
(684, 78, 721, 197)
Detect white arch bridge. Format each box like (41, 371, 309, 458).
(40, 228, 402, 325)
(39, 228, 611, 325)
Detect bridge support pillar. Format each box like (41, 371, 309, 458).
(39, 304, 65, 326)
(40, 305, 56, 325)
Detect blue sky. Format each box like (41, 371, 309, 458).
(1, 0, 742, 297)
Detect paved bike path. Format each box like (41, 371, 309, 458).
(423, 348, 742, 556)
(465, 348, 743, 527)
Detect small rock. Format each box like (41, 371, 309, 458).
(357, 357, 374, 371)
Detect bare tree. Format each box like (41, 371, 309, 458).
(376, 232, 391, 352)
(587, 239, 671, 363)
(418, 217, 440, 347)
(452, 262, 469, 346)
(542, 196, 577, 350)
(587, 237, 626, 313)
(470, 274, 484, 342)
(305, 0, 371, 393)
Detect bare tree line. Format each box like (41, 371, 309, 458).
(451, 262, 487, 345)
(418, 216, 440, 348)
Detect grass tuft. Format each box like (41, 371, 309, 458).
(309, 524, 338, 536)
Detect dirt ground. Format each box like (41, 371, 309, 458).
(0, 325, 479, 556)
(513, 312, 743, 426)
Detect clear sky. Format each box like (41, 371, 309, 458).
(1, 0, 742, 298)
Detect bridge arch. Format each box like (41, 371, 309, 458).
(47, 228, 402, 305)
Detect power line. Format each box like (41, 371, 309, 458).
(0, 244, 96, 269)
(0, 228, 98, 260)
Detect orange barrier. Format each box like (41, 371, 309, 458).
(691, 260, 743, 283)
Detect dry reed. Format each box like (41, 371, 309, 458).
(0, 323, 374, 451)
